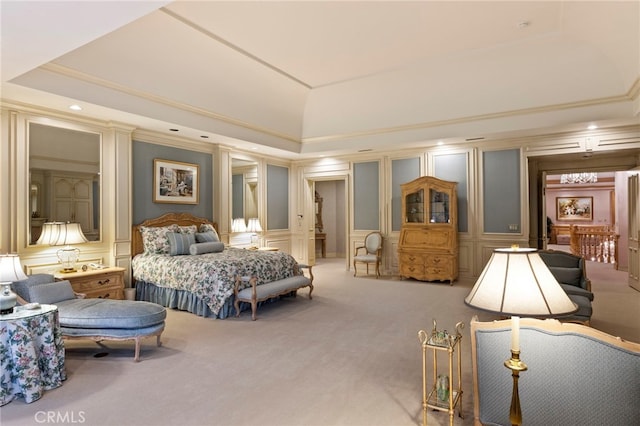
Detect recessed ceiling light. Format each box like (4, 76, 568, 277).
(437, 141, 444, 146)
(200, 135, 209, 139)
(69, 104, 82, 111)
(169, 128, 179, 132)
(517, 21, 530, 29)
(588, 124, 598, 130)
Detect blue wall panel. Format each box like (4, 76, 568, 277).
(132, 141, 213, 225)
(354, 161, 380, 230)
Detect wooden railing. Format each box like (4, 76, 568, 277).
(570, 225, 619, 269)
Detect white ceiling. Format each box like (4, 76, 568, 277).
(2, 1, 639, 158)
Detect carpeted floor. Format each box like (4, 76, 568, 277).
(2, 257, 637, 426)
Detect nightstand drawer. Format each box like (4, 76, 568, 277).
(79, 286, 123, 300)
(56, 267, 125, 300)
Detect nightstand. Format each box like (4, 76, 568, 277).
(55, 267, 125, 300)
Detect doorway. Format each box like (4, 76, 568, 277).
(314, 180, 347, 261)
(529, 150, 640, 274)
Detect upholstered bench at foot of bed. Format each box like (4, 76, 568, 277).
(234, 265, 314, 321)
(57, 298, 167, 362)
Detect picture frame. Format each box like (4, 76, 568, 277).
(556, 196, 593, 221)
(153, 159, 199, 204)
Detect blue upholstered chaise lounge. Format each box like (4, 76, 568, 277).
(12, 274, 166, 362)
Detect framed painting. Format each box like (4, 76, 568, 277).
(153, 159, 199, 204)
(556, 196, 593, 221)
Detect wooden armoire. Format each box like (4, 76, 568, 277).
(398, 176, 458, 284)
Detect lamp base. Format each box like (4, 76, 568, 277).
(504, 350, 528, 426)
(0, 282, 18, 315)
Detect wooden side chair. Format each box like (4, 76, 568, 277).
(353, 232, 383, 278)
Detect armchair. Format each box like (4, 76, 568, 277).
(353, 232, 383, 278)
(12, 274, 166, 361)
(538, 249, 593, 325)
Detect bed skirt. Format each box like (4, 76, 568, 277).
(135, 280, 235, 318)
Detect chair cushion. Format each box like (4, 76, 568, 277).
(57, 298, 166, 329)
(354, 254, 377, 262)
(560, 283, 594, 301)
(27, 280, 75, 304)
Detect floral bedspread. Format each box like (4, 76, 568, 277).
(132, 247, 301, 315)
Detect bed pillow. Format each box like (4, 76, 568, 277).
(177, 225, 198, 234)
(167, 232, 196, 256)
(140, 225, 179, 254)
(189, 242, 224, 255)
(195, 231, 219, 243)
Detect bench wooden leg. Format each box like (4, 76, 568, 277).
(251, 300, 257, 321)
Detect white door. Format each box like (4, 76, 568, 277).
(628, 173, 639, 291)
(541, 171, 549, 248)
(307, 179, 316, 266)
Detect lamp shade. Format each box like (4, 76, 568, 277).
(246, 218, 262, 233)
(464, 248, 578, 317)
(0, 254, 28, 282)
(55, 223, 88, 245)
(231, 218, 247, 233)
(36, 222, 64, 245)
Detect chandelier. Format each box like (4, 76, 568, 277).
(560, 172, 597, 184)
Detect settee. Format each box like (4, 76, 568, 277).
(12, 274, 166, 361)
(470, 317, 640, 426)
(538, 249, 593, 325)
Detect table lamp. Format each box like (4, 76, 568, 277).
(246, 218, 262, 249)
(0, 254, 28, 314)
(464, 247, 578, 426)
(37, 222, 88, 273)
(231, 218, 247, 233)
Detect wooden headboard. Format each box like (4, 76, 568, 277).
(132, 212, 218, 257)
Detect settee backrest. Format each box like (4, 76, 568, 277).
(470, 318, 639, 426)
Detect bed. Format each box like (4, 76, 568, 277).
(131, 212, 303, 318)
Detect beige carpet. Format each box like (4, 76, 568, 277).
(2, 258, 637, 426)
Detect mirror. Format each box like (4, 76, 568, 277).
(231, 157, 258, 226)
(28, 122, 101, 245)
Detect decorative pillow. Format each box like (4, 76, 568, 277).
(198, 223, 220, 242)
(11, 274, 56, 302)
(27, 280, 75, 304)
(140, 225, 179, 254)
(189, 242, 225, 255)
(167, 232, 196, 256)
(177, 225, 198, 234)
(195, 231, 219, 243)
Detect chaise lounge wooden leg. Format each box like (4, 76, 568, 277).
(134, 338, 141, 362)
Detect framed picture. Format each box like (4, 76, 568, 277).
(153, 159, 199, 204)
(556, 196, 593, 221)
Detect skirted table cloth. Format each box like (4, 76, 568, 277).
(0, 304, 66, 405)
